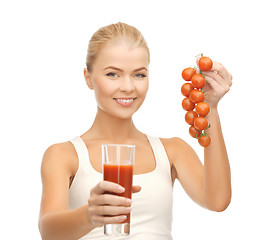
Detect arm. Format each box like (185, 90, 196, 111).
(38, 143, 95, 240)
(202, 106, 231, 211)
(39, 206, 94, 240)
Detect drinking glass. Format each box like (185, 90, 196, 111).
(102, 144, 135, 236)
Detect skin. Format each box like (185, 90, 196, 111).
(38, 41, 232, 240)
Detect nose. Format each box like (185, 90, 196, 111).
(119, 76, 135, 92)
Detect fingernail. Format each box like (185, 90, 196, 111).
(125, 207, 132, 212)
(126, 199, 132, 205)
(121, 215, 127, 220)
(118, 186, 125, 192)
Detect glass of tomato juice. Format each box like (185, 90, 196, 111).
(102, 144, 135, 236)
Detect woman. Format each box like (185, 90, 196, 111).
(39, 22, 232, 239)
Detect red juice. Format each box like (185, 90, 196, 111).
(103, 164, 133, 223)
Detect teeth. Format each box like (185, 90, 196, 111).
(116, 98, 134, 103)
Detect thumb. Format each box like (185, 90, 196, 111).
(196, 57, 200, 66)
(195, 58, 201, 73)
(132, 185, 141, 193)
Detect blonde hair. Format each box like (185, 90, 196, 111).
(86, 22, 150, 72)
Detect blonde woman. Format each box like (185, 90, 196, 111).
(39, 22, 232, 239)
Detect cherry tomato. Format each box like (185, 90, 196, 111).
(191, 73, 206, 89)
(189, 89, 204, 103)
(182, 97, 195, 111)
(181, 83, 194, 97)
(198, 135, 211, 147)
(198, 57, 213, 71)
(189, 125, 201, 138)
(182, 67, 196, 81)
(194, 116, 208, 131)
(196, 102, 210, 117)
(185, 110, 198, 125)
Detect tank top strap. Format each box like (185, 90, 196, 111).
(69, 136, 92, 170)
(146, 135, 172, 177)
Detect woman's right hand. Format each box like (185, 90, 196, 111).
(87, 181, 141, 227)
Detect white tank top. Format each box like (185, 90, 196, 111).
(69, 135, 173, 240)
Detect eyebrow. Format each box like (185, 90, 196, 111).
(104, 66, 148, 72)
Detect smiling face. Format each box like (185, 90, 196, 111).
(84, 41, 149, 120)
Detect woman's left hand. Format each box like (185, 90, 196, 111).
(197, 59, 233, 108)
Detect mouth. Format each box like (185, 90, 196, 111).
(113, 97, 137, 107)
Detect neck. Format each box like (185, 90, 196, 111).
(85, 107, 141, 143)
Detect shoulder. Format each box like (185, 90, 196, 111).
(42, 141, 76, 162)
(160, 137, 193, 152)
(159, 137, 197, 162)
(41, 140, 78, 177)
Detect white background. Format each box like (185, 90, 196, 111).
(1, 0, 278, 239)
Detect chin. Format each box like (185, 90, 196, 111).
(113, 111, 135, 120)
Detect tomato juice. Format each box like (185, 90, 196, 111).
(103, 164, 133, 223)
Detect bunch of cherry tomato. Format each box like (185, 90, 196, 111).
(181, 54, 212, 147)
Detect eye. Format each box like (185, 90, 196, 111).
(135, 73, 147, 78)
(106, 72, 118, 78)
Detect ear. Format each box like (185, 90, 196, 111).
(84, 68, 94, 90)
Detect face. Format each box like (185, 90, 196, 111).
(84, 41, 149, 119)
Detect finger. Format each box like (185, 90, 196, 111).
(203, 75, 222, 91)
(91, 214, 127, 225)
(94, 205, 131, 216)
(210, 62, 232, 85)
(132, 185, 141, 193)
(204, 75, 230, 94)
(94, 194, 132, 207)
(92, 181, 125, 195)
(202, 71, 230, 89)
